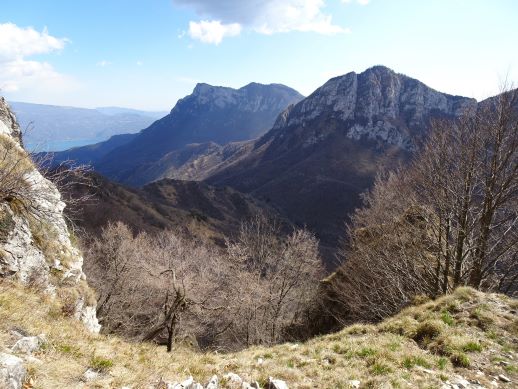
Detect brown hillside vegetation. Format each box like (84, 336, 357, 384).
(1, 282, 517, 388)
(60, 172, 284, 247)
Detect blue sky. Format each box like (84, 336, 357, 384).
(1, 0, 517, 110)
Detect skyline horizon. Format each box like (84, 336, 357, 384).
(7, 63, 514, 112)
(1, 0, 517, 110)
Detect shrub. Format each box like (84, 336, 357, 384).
(450, 352, 470, 368)
(412, 320, 444, 343)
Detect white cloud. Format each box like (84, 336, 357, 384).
(188, 20, 242, 45)
(174, 0, 347, 44)
(0, 23, 77, 96)
(0, 23, 67, 62)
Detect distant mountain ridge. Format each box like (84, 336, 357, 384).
(51, 82, 303, 184)
(10, 101, 167, 150)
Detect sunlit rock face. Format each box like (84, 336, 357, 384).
(275, 66, 476, 150)
(0, 97, 100, 333)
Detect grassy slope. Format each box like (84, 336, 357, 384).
(0, 282, 517, 388)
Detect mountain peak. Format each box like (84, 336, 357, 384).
(363, 64, 397, 75)
(192, 82, 227, 95)
(183, 81, 302, 112)
(275, 65, 476, 149)
(92, 81, 303, 184)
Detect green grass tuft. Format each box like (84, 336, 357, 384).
(441, 311, 454, 326)
(89, 356, 114, 372)
(462, 341, 483, 352)
(450, 352, 470, 368)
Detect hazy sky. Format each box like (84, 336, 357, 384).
(1, 0, 517, 110)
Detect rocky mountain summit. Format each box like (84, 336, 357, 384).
(48, 67, 481, 265)
(269, 65, 475, 149)
(0, 97, 99, 333)
(206, 66, 478, 263)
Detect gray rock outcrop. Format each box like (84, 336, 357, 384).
(273, 66, 476, 150)
(0, 353, 26, 389)
(11, 335, 45, 354)
(156, 374, 289, 389)
(0, 97, 100, 333)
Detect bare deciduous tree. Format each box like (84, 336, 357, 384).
(226, 214, 323, 346)
(84, 215, 323, 351)
(328, 86, 518, 323)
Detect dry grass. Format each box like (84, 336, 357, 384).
(0, 282, 517, 388)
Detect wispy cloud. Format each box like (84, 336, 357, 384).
(0, 23, 77, 95)
(96, 60, 112, 67)
(174, 0, 348, 45)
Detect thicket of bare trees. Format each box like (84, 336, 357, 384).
(83, 214, 322, 351)
(225, 215, 323, 346)
(328, 87, 518, 323)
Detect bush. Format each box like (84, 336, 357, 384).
(450, 352, 470, 368)
(412, 320, 445, 343)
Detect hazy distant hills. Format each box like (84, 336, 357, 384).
(10, 101, 167, 150)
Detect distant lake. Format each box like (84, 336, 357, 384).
(25, 138, 106, 152)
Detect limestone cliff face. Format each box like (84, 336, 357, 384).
(0, 97, 100, 333)
(271, 66, 477, 150)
